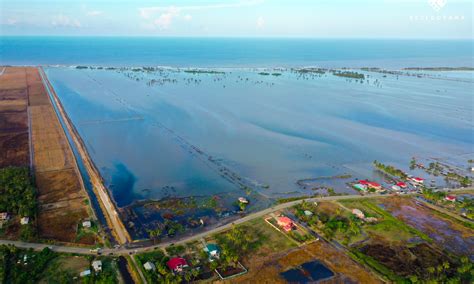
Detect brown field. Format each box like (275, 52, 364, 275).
(0, 67, 93, 243)
(0, 67, 29, 168)
(223, 218, 380, 284)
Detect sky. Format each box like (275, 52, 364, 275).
(0, 0, 472, 38)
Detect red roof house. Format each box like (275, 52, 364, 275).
(396, 182, 407, 188)
(359, 180, 369, 185)
(166, 257, 188, 273)
(445, 195, 456, 202)
(412, 177, 424, 183)
(277, 216, 294, 232)
(367, 181, 381, 190)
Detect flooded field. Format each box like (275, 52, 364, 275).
(44, 67, 473, 237)
(380, 197, 474, 259)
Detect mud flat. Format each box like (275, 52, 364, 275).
(25, 67, 93, 243)
(0, 67, 29, 168)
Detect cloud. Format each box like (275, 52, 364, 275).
(51, 14, 81, 28)
(139, 0, 263, 29)
(256, 16, 265, 29)
(86, 10, 103, 17)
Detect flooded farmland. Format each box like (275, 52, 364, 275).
(44, 67, 474, 238)
(380, 197, 474, 259)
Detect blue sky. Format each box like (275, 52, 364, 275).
(1, 0, 472, 38)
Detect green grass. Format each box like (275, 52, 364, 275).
(349, 249, 406, 283)
(340, 199, 432, 243)
(238, 218, 297, 253)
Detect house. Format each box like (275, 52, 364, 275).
(20, 217, 29, 225)
(304, 210, 313, 216)
(92, 260, 102, 272)
(144, 261, 156, 271)
(367, 181, 382, 190)
(411, 177, 424, 184)
(204, 243, 220, 259)
(80, 270, 91, 277)
(352, 209, 365, 219)
(353, 183, 367, 191)
(277, 216, 294, 232)
(391, 185, 401, 191)
(238, 197, 249, 204)
(445, 195, 456, 202)
(0, 213, 10, 221)
(396, 182, 407, 188)
(358, 180, 369, 185)
(82, 220, 92, 228)
(166, 257, 188, 273)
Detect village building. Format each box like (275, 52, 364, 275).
(396, 182, 408, 188)
(144, 261, 156, 271)
(80, 270, 91, 277)
(204, 243, 220, 260)
(20, 217, 29, 225)
(353, 183, 367, 191)
(238, 197, 249, 204)
(82, 220, 92, 228)
(92, 260, 102, 272)
(367, 181, 382, 190)
(166, 257, 188, 273)
(277, 216, 295, 232)
(411, 177, 424, 184)
(304, 210, 313, 216)
(391, 185, 401, 191)
(445, 195, 456, 202)
(0, 212, 10, 221)
(352, 209, 365, 219)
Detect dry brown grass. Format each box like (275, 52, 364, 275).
(23, 67, 93, 244)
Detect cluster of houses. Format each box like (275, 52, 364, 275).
(143, 243, 221, 275)
(352, 209, 377, 223)
(353, 176, 426, 194)
(0, 212, 29, 228)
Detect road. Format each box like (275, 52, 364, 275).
(1, 187, 471, 256)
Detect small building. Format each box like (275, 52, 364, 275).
(445, 195, 456, 202)
(352, 209, 365, 219)
(82, 220, 92, 228)
(144, 261, 156, 271)
(304, 210, 313, 217)
(391, 185, 401, 191)
(204, 244, 220, 259)
(471, 167, 474, 172)
(166, 257, 188, 273)
(358, 180, 369, 185)
(396, 182, 407, 188)
(353, 184, 367, 191)
(367, 181, 382, 190)
(411, 177, 424, 184)
(20, 217, 29, 225)
(80, 270, 91, 277)
(0, 213, 10, 221)
(238, 197, 249, 204)
(92, 260, 102, 272)
(277, 216, 294, 232)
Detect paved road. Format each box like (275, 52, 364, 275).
(2, 187, 471, 256)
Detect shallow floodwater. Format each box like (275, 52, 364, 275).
(45, 67, 473, 213)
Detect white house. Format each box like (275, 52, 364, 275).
(20, 217, 29, 225)
(80, 270, 91, 277)
(144, 261, 156, 271)
(82, 220, 92, 228)
(92, 260, 102, 272)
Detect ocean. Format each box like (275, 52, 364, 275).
(1, 36, 473, 68)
